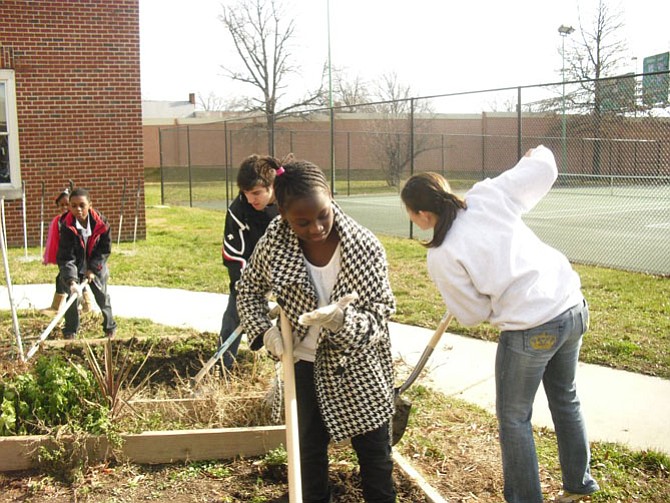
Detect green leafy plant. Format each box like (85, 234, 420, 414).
(0, 355, 110, 436)
(256, 445, 288, 481)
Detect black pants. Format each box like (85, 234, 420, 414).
(294, 360, 396, 503)
(62, 276, 116, 336)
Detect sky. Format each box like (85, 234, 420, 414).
(139, 0, 670, 109)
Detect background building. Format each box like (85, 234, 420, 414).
(0, 0, 144, 246)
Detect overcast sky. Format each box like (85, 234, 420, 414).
(139, 0, 670, 108)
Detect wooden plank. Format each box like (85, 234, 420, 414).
(0, 434, 112, 472)
(121, 426, 286, 464)
(0, 425, 285, 472)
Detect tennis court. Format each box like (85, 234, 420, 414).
(160, 175, 670, 275)
(334, 183, 670, 276)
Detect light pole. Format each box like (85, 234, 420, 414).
(558, 24, 574, 173)
(327, 0, 336, 195)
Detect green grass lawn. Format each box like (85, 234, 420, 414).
(7, 183, 670, 379)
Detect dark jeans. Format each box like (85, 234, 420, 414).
(62, 276, 116, 336)
(218, 289, 242, 370)
(294, 360, 396, 503)
(55, 273, 67, 294)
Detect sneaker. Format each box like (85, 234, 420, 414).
(555, 491, 592, 502)
(105, 330, 116, 339)
(63, 332, 76, 340)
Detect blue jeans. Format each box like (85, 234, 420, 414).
(495, 300, 599, 502)
(218, 289, 242, 370)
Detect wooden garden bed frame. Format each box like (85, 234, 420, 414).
(0, 425, 286, 472)
(0, 403, 446, 502)
(1, 340, 447, 501)
(0, 426, 446, 502)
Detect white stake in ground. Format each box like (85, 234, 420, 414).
(19, 180, 40, 262)
(0, 196, 25, 361)
(279, 308, 302, 502)
(117, 177, 127, 246)
(39, 181, 45, 259)
(22, 180, 27, 259)
(132, 175, 141, 251)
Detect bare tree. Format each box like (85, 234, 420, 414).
(565, 0, 628, 111)
(562, 0, 629, 174)
(219, 0, 323, 153)
(369, 73, 433, 187)
(332, 70, 372, 110)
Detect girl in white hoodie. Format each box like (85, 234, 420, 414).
(401, 145, 599, 503)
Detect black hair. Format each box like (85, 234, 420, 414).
(237, 154, 280, 191)
(54, 188, 70, 205)
(69, 187, 90, 201)
(264, 154, 331, 210)
(401, 172, 466, 248)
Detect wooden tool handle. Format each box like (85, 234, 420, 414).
(279, 309, 302, 502)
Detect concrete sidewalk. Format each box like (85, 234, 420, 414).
(3, 283, 670, 455)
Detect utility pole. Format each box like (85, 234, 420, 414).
(558, 24, 575, 173)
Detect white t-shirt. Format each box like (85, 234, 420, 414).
(75, 217, 92, 271)
(294, 243, 342, 362)
(427, 145, 582, 330)
(75, 217, 92, 248)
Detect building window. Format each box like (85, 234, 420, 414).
(0, 69, 22, 199)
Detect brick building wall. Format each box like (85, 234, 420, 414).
(0, 0, 144, 246)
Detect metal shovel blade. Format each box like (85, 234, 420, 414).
(391, 311, 453, 445)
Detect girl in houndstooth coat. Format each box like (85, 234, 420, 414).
(237, 156, 397, 503)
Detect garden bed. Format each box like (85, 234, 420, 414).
(0, 312, 446, 501)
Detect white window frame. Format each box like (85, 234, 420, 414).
(0, 69, 22, 200)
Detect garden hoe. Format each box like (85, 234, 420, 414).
(25, 279, 90, 361)
(190, 305, 280, 391)
(189, 325, 243, 392)
(392, 310, 454, 445)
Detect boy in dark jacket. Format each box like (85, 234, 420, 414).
(219, 155, 280, 369)
(57, 188, 117, 339)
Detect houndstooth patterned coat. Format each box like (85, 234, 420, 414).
(237, 202, 396, 443)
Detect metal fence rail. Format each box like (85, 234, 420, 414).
(157, 73, 670, 275)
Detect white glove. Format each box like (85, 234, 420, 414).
(69, 282, 84, 298)
(263, 326, 284, 358)
(298, 292, 358, 332)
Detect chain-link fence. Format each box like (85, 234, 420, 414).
(157, 72, 670, 275)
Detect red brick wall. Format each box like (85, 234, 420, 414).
(0, 0, 144, 246)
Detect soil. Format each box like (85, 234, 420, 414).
(0, 459, 431, 502)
